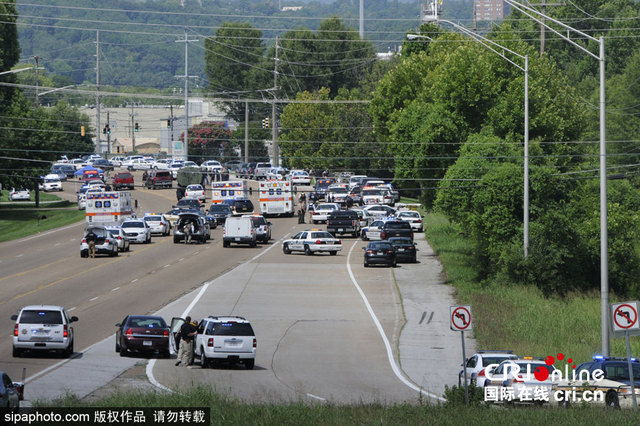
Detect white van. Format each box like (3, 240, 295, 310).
(349, 175, 367, 189)
(222, 216, 256, 247)
(41, 174, 63, 192)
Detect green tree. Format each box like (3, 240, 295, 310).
(187, 121, 232, 163)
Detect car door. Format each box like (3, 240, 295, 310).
(292, 232, 306, 251)
(169, 317, 185, 355)
(2, 373, 19, 409)
(193, 320, 207, 357)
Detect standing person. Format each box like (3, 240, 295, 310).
(175, 316, 198, 367)
(222, 167, 229, 181)
(85, 229, 97, 258)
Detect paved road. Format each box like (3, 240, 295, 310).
(0, 172, 473, 405)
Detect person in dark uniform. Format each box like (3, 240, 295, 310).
(85, 229, 98, 258)
(175, 315, 198, 366)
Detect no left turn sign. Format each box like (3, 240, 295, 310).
(611, 302, 640, 333)
(450, 305, 472, 331)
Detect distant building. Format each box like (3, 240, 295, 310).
(474, 0, 509, 21)
(282, 6, 303, 11)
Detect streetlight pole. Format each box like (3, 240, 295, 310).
(504, 0, 609, 357)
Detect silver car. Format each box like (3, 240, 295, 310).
(11, 305, 78, 357)
(121, 219, 152, 244)
(106, 226, 131, 252)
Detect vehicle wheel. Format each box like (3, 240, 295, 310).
(81, 252, 88, 258)
(223, 240, 230, 247)
(145, 236, 151, 244)
(174, 236, 179, 243)
(249, 241, 256, 248)
(245, 359, 255, 370)
(65, 340, 74, 357)
(361, 231, 368, 241)
(392, 260, 397, 267)
(162, 350, 170, 358)
(606, 391, 620, 409)
(364, 262, 369, 268)
(304, 245, 312, 256)
(200, 349, 209, 368)
(12, 347, 22, 357)
(120, 347, 127, 357)
(353, 232, 358, 238)
(330, 251, 337, 256)
(114, 249, 118, 257)
(283, 243, 291, 254)
(115, 342, 120, 352)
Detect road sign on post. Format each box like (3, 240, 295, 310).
(451, 305, 472, 405)
(451, 305, 472, 331)
(610, 301, 639, 412)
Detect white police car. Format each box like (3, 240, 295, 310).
(121, 219, 151, 244)
(282, 229, 342, 255)
(360, 217, 395, 241)
(143, 213, 171, 236)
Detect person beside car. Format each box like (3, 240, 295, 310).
(175, 316, 197, 367)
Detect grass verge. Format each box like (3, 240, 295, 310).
(41, 385, 640, 425)
(0, 200, 84, 242)
(423, 212, 640, 363)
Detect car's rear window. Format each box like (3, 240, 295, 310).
(212, 322, 255, 336)
(155, 172, 171, 178)
(235, 200, 254, 210)
(310, 232, 333, 239)
(144, 216, 162, 222)
(389, 238, 412, 245)
(127, 317, 167, 328)
(385, 222, 411, 229)
(369, 242, 393, 250)
(122, 221, 145, 228)
(209, 205, 232, 213)
(20, 310, 63, 324)
(117, 173, 132, 179)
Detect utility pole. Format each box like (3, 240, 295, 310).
(528, 1, 562, 55)
(34, 56, 41, 107)
(170, 104, 174, 158)
(106, 110, 111, 155)
(130, 103, 136, 153)
(245, 100, 249, 163)
(272, 36, 279, 167)
(95, 30, 101, 154)
(359, 0, 364, 38)
(175, 29, 198, 161)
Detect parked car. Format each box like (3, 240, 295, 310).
(152, 158, 172, 170)
(326, 209, 361, 237)
(112, 171, 135, 190)
(208, 203, 233, 225)
(11, 305, 78, 357)
(145, 170, 172, 189)
(380, 220, 414, 241)
(484, 357, 558, 405)
(396, 210, 424, 232)
(221, 198, 254, 215)
(201, 160, 223, 173)
(388, 237, 418, 263)
(242, 214, 271, 243)
(0, 371, 23, 412)
(91, 158, 114, 172)
(176, 197, 203, 211)
(363, 240, 396, 267)
(126, 158, 151, 171)
(115, 315, 170, 358)
(80, 225, 119, 257)
(459, 350, 518, 387)
(290, 170, 311, 185)
(224, 160, 244, 171)
(173, 212, 210, 243)
(40, 174, 63, 192)
(222, 216, 256, 247)
(185, 184, 206, 201)
(252, 162, 272, 180)
(143, 213, 171, 236)
(311, 203, 341, 224)
(170, 316, 256, 369)
(121, 219, 152, 244)
(105, 226, 131, 252)
(8, 188, 30, 201)
(282, 230, 342, 255)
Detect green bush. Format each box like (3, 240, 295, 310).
(443, 384, 485, 408)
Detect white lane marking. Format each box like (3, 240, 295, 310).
(89, 297, 99, 301)
(163, 264, 170, 268)
(346, 242, 446, 402)
(16, 222, 82, 243)
(306, 393, 326, 402)
(54, 243, 61, 247)
(68, 307, 76, 311)
(16, 254, 23, 258)
(146, 232, 290, 391)
(111, 287, 120, 292)
(131, 279, 138, 283)
(178, 258, 184, 262)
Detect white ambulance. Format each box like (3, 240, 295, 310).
(85, 191, 133, 226)
(211, 180, 247, 204)
(259, 180, 294, 217)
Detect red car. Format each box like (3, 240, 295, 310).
(115, 315, 170, 358)
(112, 172, 134, 190)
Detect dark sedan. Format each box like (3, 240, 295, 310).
(388, 237, 418, 263)
(363, 241, 396, 267)
(0, 371, 23, 413)
(208, 203, 233, 225)
(115, 315, 170, 358)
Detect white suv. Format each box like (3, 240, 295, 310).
(11, 305, 78, 357)
(194, 316, 256, 369)
(459, 350, 518, 387)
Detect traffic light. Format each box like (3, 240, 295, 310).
(166, 119, 171, 128)
(81, 125, 85, 136)
(106, 125, 110, 135)
(103, 125, 110, 135)
(135, 122, 139, 132)
(262, 117, 270, 129)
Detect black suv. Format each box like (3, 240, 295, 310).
(326, 209, 361, 237)
(208, 203, 233, 225)
(380, 220, 413, 241)
(176, 198, 202, 211)
(222, 198, 254, 215)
